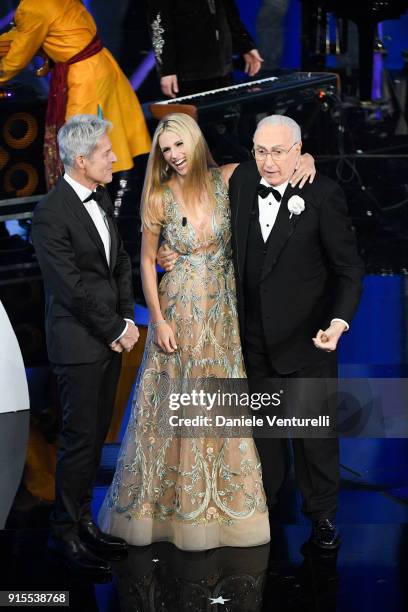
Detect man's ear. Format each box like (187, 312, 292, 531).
(74, 154, 86, 170)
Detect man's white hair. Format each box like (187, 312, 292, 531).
(254, 115, 301, 143)
(58, 114, 112, 171)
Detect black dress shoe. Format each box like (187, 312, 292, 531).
(47, 535, 112, 574)
(310, 519, 340, 550)
(79, 520, 128, 553)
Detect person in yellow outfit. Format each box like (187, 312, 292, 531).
(0, 0, 151, 188)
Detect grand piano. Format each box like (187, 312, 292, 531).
(301, 0, 408, 100)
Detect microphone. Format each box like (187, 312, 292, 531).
(182, 217, 187, 227)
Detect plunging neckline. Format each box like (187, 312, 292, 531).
(165, 187, 216, 237)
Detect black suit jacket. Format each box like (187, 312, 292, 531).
(32, 179, 134, 364)
(229, 161, 365, 374)
(147, 0, 255, 80)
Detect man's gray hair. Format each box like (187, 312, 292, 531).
(58, 114, 112, 171)
(254, 115, 301, 143)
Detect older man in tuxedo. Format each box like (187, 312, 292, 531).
(32, 115, 139, 575)
(157, 114, 364, 549)
(227, 115, 364, 549)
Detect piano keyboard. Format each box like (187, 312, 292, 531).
(155, 76, 279, 105)
(149, 72, 339, 124)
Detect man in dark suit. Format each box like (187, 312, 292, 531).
(228, 115, 364, 550)
(32, 115, 140, 575)
(148, 0, 263, 98)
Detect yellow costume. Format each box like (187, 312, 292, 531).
(0, 0, 151, 173)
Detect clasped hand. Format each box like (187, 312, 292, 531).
(109, 322, 140, 353)
(313, 321, 347, 352)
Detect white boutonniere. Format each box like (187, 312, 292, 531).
(287, 195, 305, 219)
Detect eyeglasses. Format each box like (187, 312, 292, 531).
(252, 141, 299, 161)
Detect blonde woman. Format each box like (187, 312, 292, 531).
(98, 113, 315, 551)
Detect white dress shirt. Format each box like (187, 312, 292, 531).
(257, 177, 349, 332)
(63, 173, 133, 342)
(258, 178, 288, 242)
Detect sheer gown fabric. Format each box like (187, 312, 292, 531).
(98, 169, 270, 551)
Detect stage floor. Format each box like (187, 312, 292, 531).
(3, 433, 407, 611)
(1, 522, 406, 611)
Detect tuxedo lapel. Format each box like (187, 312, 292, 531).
(106, 213, 117, 270)
(260, 183, 302, 281)
(97, 187, 116, 270)
(233, 165, 260, 283)
(60, 179, 110, 269)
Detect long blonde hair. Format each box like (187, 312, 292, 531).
(141, 113, 217, 231)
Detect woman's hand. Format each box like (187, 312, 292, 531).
(154, 321, 178, 353)
(290, 153, 316, 189)
(157, 243, 179, 272)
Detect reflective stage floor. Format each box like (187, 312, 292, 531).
(1, 522, 406, 611)
(2, 433, 407, 612)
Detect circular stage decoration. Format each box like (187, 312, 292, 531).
(0, 145, 9, 170)
(3, 112, 39, 150)
(4, 162, 39, 197)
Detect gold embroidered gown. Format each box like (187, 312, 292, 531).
(98, 169, 270, 551)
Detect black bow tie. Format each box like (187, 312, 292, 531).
(83, 185, 113, 216)
(83, 185, 105, 204)
(257, 184, 282, 202)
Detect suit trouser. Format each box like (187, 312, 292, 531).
(50, 353, 122, 539)
(244, 342, 339, 521)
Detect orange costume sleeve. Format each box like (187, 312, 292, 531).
(0, 0, 151, 172)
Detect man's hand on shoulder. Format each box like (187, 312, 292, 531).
(313, 320, 348, 352)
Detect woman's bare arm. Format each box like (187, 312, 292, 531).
(141, 228, 178, 352)
(219, 163, 239, 186)
(141, 228, 164, 323)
